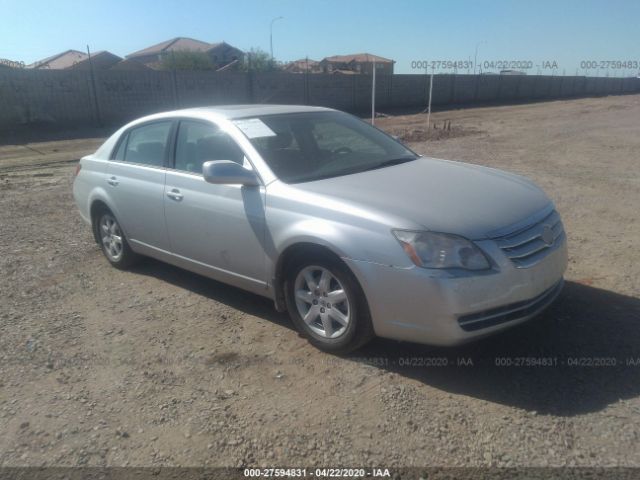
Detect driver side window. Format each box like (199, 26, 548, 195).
(174, 120, 245, 174)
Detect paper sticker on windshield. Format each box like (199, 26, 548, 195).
(233, 118, 277, 139)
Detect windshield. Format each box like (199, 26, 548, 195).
(233, 111, 417, 183)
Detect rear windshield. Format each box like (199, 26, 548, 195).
(233, 111, 417, 183)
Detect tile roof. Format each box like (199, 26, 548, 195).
(126, 37, 212, 58)
(29, 49, 88, 69)
(68, 51, 122, 70)
(283, 58, 321, 72)
(322, 53, 394, 64)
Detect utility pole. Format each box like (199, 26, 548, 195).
(474, 41, 486, 75)
(86, 45, 102, 126)
(371, 60, 376, 125)
(426, 71, 433, 130)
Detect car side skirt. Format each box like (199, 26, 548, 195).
(129, 239, 273, 299)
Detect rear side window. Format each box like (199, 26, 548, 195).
(113, 133, 128, 161)
(174, 120, 245, 174)
(117, 122, 172, 167)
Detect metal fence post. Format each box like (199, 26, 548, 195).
(86, 45, 102, 126)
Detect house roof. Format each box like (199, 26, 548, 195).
(322, 53, 394, 64)
(208, 41, 243, 53)
(329, 69, 358, 75)
(68, 51, 122, 70)
(29, 49, 88, 69)
(126, 37, 213, 58)
(283, 58, 320, 72)
(126, 38, 245, 60)
(288, 58, 319, 65)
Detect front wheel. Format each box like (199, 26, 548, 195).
(284, 254, 374, 354)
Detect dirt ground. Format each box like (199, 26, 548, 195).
(1, 95, 639, 469)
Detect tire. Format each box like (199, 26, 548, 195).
(93, 209, 139, 269)
(284, 252, 374, 354)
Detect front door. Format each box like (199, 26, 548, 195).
(163, 119, 267, 292)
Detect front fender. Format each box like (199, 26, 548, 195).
(270, 216, 413, 272)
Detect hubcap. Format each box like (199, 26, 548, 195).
(99, 214, 123, 262)
(294, 265, 350, 339)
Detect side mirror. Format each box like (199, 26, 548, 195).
(202, 160, 260, 186)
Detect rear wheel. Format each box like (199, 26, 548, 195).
(94, 210, 139, 269)
(285, 253, 374, 354)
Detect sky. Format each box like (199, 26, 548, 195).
(1, 0, 639, 76)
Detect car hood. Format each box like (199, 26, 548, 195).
(292, 157, 551, 239)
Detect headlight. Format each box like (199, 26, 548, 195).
(392, 230, 490, 270)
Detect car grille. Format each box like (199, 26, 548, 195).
(493, 209, 565, 268)
(457, 280, 564, 332)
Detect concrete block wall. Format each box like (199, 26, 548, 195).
(476, 76, 501, 101)
(307, 74, 353, 110)
(623, 77, 637, 93)
(494, 76, 518, 101)
(537, 76, 554, 99)
(0, 69, 94, 125)
(429, 75, 454, 105)
(94, 70, 175, 124)
(390, 75, 429, 107)
(353, 74, 393, 110)
(176, 72, 250, 108)
(0, 69, 638, 130)
(559, 76, 575, 97)
(516, 76, 536, 99)
(452, 75, 477, 104)
(251, 72, 304, 105)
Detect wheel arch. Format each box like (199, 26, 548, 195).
(89, 198, 119, 244)
(272, 241, 357, 313)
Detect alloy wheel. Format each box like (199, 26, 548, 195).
(293, 265, 351, 339)
(99, 214, 124, 262)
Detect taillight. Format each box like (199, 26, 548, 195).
(74, 163, 82, 177)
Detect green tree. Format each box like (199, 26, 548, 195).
(158, 51, 215, 71)
(239, 47, 279, 72)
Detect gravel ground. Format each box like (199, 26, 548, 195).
(1, 95, 639, 469)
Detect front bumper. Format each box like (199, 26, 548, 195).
(344, 235, 568, 346)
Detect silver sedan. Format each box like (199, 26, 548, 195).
(73, 105, 567, 353)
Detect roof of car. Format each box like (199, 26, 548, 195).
(122, 105, 338, 131)
(183, 104, 335, 119)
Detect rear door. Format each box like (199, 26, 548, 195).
(163, 119, 267, 292)
(106, 120, 173, 251)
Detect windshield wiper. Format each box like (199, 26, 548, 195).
(294, 166, 368, 183)
(290, 157, 417, 183)
(358, 156, 417, 173)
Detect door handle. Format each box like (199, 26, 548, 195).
(166, 188, 183, 201)
(107, 176, 119, 187)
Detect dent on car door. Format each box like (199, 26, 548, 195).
(163, 119, 267, 290)
(106, 121, 173, 251)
